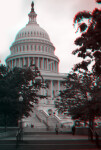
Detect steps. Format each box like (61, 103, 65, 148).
(26, 111, 46, 129)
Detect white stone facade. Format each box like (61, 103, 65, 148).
(6, 3, 66, 115)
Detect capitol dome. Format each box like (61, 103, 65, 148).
(15, 2, 50, 43)
(6, 1, 59, 73)
(15, 21, 50, 42)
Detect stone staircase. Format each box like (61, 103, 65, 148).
(24, 109, 64, 133)
(48, 117, 58, 128)
(26, 111, 46, 129)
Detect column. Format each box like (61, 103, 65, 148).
(22, 58, 23, 67)
(17, 59, 18, 67)
(38, 57, 39, 68)
(54, 61, 55, 72)
(57, 62, 59, 72)
(19, 58, 21, 67)
(50, 80, 53, 98)
(43, 58, 44, 70)
(47, 59, 49, 70)
(20, 58, 22, 68)
(34, 57, 35, 64)
(12, 60, 14, 69)
(51, 62, 53, 71)
(58, 81, 61, 95)
(29, 57, 31, 65)
(15, 58, 17, 67)
(36, 58, 38, 67)
(24, 57, 26, 66)
(28, 57, 30, 67)
(44, 80, 47, 96)
(56, 62, 57, 72)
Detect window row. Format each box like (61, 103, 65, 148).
(16, 31, 49, 39)
(11, 45, 54, 54)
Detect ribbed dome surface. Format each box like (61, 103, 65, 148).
(15, 23, 50, 42)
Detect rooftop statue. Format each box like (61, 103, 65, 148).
(31, 1, 34, 12)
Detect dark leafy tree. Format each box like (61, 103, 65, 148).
(0, 64, 46, 129)
(72, 4, 101, 75)
(55, 71, 101, 133)
(96, 0, 101, 4)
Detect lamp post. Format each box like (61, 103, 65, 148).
(19, 95, 23, 140)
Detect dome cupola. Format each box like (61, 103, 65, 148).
(15, 1, 50, 42)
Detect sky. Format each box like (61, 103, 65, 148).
(0, 0, 100, 73)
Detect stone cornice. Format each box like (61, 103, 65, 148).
(11, 38, 54, 48)
(6, 52, 59, 62)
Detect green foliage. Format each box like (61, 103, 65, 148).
(55, 71, 101, 122)
(0, 64, 45, 126)
(73, 7, 101, 75)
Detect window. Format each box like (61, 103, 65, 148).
(31, 45, 33, 50)
(27, 45, 28, 51)
(46, 47, 47, 52)
(39, 45, 40, 51)
(23, 46, 25, 51)
(34, 45, 36, 51)
(16, 47, 18, 52)
(41, 46, 43, 51)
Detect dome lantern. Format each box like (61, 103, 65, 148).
(28, 1, 37, 24)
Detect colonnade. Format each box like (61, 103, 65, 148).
(40, 80, 61, 98)
(8, 56, 59, 72)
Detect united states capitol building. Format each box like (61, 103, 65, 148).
(6, 2, 71, 129)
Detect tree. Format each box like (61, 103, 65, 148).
(55, 71, 101, 133)
(0, 64, 46, 128)
(72, 3, 101, 75)
(96, 0, 101, 4)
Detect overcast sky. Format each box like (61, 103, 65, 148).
(0, 0, 100, 73)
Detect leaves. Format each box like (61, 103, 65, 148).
(73, 8, 101, 74)
(73, 60, 91, 71)
(74, 11, 92, 24)
(0, 65, 46, 125)
(56, 71, 101, 122)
